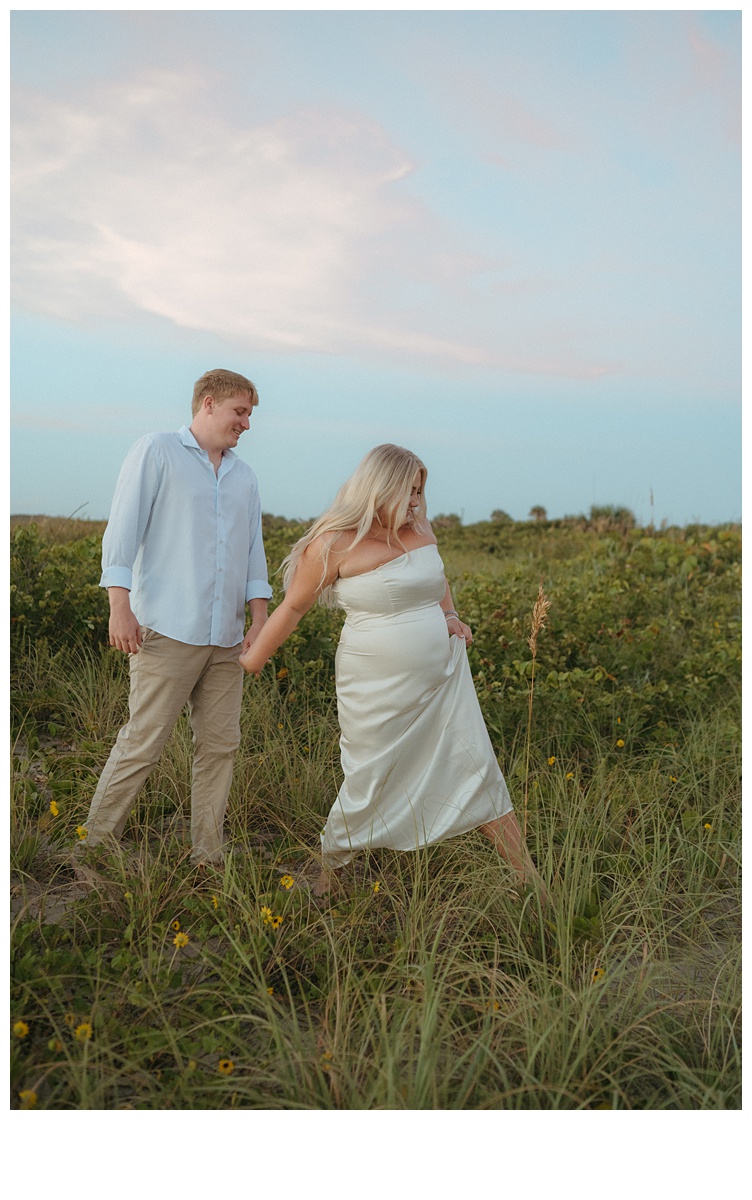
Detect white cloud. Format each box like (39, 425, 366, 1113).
(11, 68, 618, 378)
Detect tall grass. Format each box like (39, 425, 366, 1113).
(10, 644, 741, 1109)
(10, 518, 741, 1109)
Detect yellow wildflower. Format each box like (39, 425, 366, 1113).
(616, 739, 625, 748)
(669, 776, 678, 783)
(276, 668, 289, 680)
(267, 986, 274, 995)
(13, 1020, 29, 1039)
(48, 1037, 63, 1052)
(49, 799, 59, 817)
(277, 723, 284, 729)
(19, 1090, 37, 1109)
(124, 892, 132, 900)
(173, 931, 189, 949)
(704, 823, 713, 831)
(592, 968, 605, 982)
(321, 1050, 333, 1072)
(372, 881, 381, 894)
(75, 1022, 93, 1041)
(279, 875, 294, 889)
(547, 755, 556, 765)
(260, 905, 273, 924)
(617, 717, 621, 724)
(211, 895, 219, 909)
(270, 915, 283, 930)
(217, 1058, 234, 1075)
(64, 1012, 76, 1028)
(171, 919, 181, 932)
(566, 772, 574, 779)
(75, 826, 88, 840)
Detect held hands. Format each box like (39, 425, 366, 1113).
(239, 644, 269, 676)
(239, 628, 268, 675)
(240, 607, 270, 675)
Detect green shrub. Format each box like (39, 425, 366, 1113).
(10, 525, 109, 656)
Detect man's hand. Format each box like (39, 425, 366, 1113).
(241, 624, 260, 654)
(108, 587, 142, 654)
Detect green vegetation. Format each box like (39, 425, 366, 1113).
(10, 514, 741, 1109)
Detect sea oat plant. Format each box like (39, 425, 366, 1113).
(522, 579, 551, 839)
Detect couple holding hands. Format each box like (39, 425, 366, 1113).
(82, 369, 544, 899)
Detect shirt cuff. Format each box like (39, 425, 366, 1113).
(246, 580, 273, 602)
(100, 566, 133, 590)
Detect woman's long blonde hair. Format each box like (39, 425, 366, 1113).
(282, 444, 428, 606)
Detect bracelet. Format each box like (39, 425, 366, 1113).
(444, 610, 459, 620)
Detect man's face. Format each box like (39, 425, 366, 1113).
(208, 392, 254, 450)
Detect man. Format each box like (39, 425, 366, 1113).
(80, 368, 271, 866)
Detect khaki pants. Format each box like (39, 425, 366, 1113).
(84, 629, 244, 863)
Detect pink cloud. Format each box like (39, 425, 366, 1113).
(11, 66, 619, 380)
(439, 69, 577, 155)
(685, 15, 741, 145)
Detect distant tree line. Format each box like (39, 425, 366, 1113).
(431, 504, 639, 533)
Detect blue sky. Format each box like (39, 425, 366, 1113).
(10, 7, 741, 526)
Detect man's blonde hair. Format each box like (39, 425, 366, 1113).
(282, 444, 428, 606)
(191, 369, 259, 417)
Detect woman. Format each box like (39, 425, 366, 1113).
(240, 445, 545, 899)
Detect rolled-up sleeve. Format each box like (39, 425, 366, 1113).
(245, 490, 273, 602)
(100, 437, 161, 591)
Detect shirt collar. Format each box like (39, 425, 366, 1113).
(178, 425, 237, 464)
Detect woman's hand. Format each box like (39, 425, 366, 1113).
(446, 615, 473, 646)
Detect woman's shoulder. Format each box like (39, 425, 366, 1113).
(301, 530, 355, 563)
(416, 518, 438, 545)
(325, 530, 359, 557)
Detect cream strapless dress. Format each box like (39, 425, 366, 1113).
(320, 543, 513, 867)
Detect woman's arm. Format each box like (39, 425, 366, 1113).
(440, 580, 473, 646)
(239, 539, 339, 674)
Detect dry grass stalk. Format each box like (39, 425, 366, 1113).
(523, 578, 551, 838)
(527, 579, 551, 658)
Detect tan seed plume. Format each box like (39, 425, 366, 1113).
(528, 580, 551, 659)
(523, 578, 551, 840)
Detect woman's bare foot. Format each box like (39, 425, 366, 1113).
(480, 812, 549, 905)
(518, 869, 549, 908)
(312, 869, 334, 898)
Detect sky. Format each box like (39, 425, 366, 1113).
(9, 6, 742, 527)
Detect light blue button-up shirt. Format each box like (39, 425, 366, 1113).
(100, 426, 273, 647)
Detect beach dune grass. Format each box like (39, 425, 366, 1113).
(10, 518, 741, 1109)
